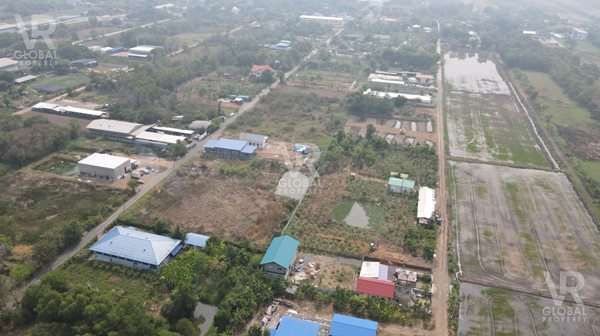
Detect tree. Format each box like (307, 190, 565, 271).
(54, 60, 70, 75)
(366, 124, 376, 140)
(127, 179, 140, 193)
(153, 218, 170, 235)
(61, 222, 82, 247)
(278, 71, 285, 84)
(175, 318, 196, 336)
(259, 70, 275, 84)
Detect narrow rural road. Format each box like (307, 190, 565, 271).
(10, 29, 331, 306)
(431, 32, 450, 336)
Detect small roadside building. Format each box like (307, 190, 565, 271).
(270, 316, 320, 336)
(90, 226, 182, 271)
(184, 233, 210, 249)
(329, 314, 378, 336)
(356, 261, 395, 299)
(203, 138, 257, 160)
(260, 235, 299, 279)
(250, 64, 275, 77)
(417, 186, 436, 225)
(240, 133, 268, 148)
(77, 153, 131, 179)
(388, 177, 415, 194)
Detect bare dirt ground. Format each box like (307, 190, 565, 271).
(459, 282, 600, 336)
(127, 158, 292, 247)
(452, 162, 600, 304)
(296, 252, 361, 290)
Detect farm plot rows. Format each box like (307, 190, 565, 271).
(452, 162, 600, 304)
(459, 283, 600, 336)
(446, 92, 548, 167)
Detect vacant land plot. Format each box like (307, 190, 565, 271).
(446, 92, 548, 166)
(122, 158, 292, 248)
(31, 73, 90, 91)
(287, 69, 356, 91)
(287, 173, 432, 266)
(452, 162, 600, 303)
(444, 52, 509, 95)
(459, 283, 600, 336)
(227, 90, 347, 148)
(345, 115, 436, 145)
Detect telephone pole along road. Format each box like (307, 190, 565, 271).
(10, 29, 340, 306)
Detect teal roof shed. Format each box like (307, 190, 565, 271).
(260, 235, 299, 268)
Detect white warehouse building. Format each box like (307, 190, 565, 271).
(299, 15, 344, 27)
(77, 153, 131, 180)
(417, 186, 436, 225)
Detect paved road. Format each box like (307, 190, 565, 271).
(431, 31, 450, 336)
(10, 31, 327, 306)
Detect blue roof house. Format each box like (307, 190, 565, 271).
(271, 316, 319, 336)
(90, 226, 182, 272)
(330, 314, 378, 336)
(260, 235, 299, 279)
(184, 233, 210, 249)
(203, 138, 257, 160)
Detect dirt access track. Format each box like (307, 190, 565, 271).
(452, 161, 600, 304)
(129, 158, 292, 248)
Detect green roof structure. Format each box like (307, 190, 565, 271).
(388, 177, 416, 189)
(260, 235, 299, 268)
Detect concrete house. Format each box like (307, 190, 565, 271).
(77, 153, 131, 179)
(240, 133, 268, 148)
(388, 177, 416, 194)
(260, 235, 299, 279)
(90, 226, 182, 271)
(203, 138, 257, 160)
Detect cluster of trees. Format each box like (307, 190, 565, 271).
(346, 92, 394, 117)
(295, 284, 430, 324)
(377, 47, 439, 73)
(0, 115, 77, 168)
(10, 272, 177, 336)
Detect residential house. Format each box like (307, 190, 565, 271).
(260, 235, 299, 279)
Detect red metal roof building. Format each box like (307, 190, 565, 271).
(356, 277, 395, 299)
(251, 64, 275, 73)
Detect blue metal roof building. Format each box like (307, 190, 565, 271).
(271, 317, 320, 336)
(203, 138, 257, 160)
(90, 226, 182, 271)
(260, 235, 299, 279)
(184, 233, 210, 249)
(329, 314, 378, 336)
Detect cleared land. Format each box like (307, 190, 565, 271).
(226, 90, 347, 148)
(287, 69, 357, 91)
(446, 92, 547, 166)
(121, 158, 292, 248)
(452, 162, 600, 303)
(459, 283, 600, 336)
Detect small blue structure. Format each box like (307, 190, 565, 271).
(271, 316, 319, 336)
(204, 138, 257, 160)
(329, 314, 378, 336)
(185, 233, 210, 249)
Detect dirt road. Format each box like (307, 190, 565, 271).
(431, 35, 450, 336)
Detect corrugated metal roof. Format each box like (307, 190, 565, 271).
(0, 57, 18, 68)
(359, 261, 380, 278)
(270, 317, 319, 336)
(388, 177, 415, 189)
(185, 233, 210, 248)
(135, 131, 186, 145)
(356, 277, 395, 298)
(240, 133, 268, 143)
(241, 144, 257, 154)
(330, 314, 378, 336)
(260, 235, 299, 268)
(87, 119, 143, 135)
(61, 106, 108, 117)
(205, 138, 247, 151)
(151, 126, 195, 135)
(15, 75, 37, 83)
(189, 120, 211, 129)
(78, 153, 130, 169)
(90, 226, 181, 266)
(417, 186, 436, 219)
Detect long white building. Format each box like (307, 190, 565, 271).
(417, 186, 436, 225)
(300, 15, 344, 27)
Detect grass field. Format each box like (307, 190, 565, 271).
(287, 69, 357, 91)
(446, 92, 549, 167)
(226, 90, 347, 148)
(32, 73, 90, 90)
(523, 71, 593, 127)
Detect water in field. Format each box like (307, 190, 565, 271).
(193, 302, 218, 335)
(344, 202, 370, 228)
(444, 52, 510, 95)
